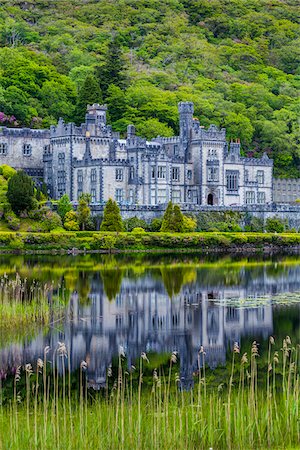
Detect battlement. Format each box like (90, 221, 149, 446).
(0, 127, 50, 138)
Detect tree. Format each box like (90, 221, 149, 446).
(161, 202, 185, 232)
(64, 210, 79, 231)
(173, 205, 184, 232)
(77, 193, 91, 231)
(7, 170, 35, 214)
(57, 194, 72, 221)
(160, 201, 174, 232)
(100, 198, 123, 231)
(74, 74, 103, 125)
(96, 37, 127, 97)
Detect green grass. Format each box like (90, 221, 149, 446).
(0, 339, 299, 449)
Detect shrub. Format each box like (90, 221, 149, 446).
(7, 170, 35, 214)
(182, 215, 197, 232)
(123, 216, 148, 232)
(0, 164, 16, 180)
(266, 217, 287, 233)
(150, 217, 162, 232)
(132, 227, 146, 233)
(43, 210, 62, 231)
(64, 210, 79, 231)
(244, 216, 264, 232)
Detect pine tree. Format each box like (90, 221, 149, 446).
(161, 202, 184, 232)
(7, 170, 35, 214)
(160, 201, 174, 232)
(173, 205, 184, 232)
(74, 74, 103, 125)
(96, 37, 127, 98)
(100, 198, 124, 231)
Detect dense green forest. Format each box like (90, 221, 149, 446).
(0, 0, 299, 176)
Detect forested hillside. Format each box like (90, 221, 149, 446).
(0, 0, 299, 176)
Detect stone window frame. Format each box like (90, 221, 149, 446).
(157, 166, 166, 179)
(23, 143, 32, 157)
(57, 170, 66, 193)
(245, 191, 255, 204)
(208, 166, 219, 183)
(115, 188, 124, 203)
(128, 189, 134, 204)
(157, 188, 167, 203)
(172, 189, 181, 203)
(115, 168, 123, 181)
(58, 152, 65, 166)
(0, 143, 8, 155)
(226, 170, 239, 191)
(172, 167, 180, 181)
(256, 170, 264, 185)
(91, 188, 96, 203)
(91, 168, 97, 183)
(129, 166, 135, 180)
(257, 192, 266, 204)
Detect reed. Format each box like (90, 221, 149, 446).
(0, 274, 64, 339)
(0, 338, 299, 450)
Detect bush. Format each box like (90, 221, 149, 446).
(123, 216, 148, 232)
(266, 217, 287, 233)
(0, 165, 16, 180)
(244, 216, 264, 232)
(64, 210, 79, 231)
(7, 170, 35, 214)
(150, 217, 162, 232)
(132, 227, 146, 233)
(182, 215, 197, 232)
(197, 211, 243, 232)
(43, 210, 62, 231)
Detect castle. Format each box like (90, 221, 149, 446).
(0, 102, 273, 207)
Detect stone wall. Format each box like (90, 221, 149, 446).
(90, 203, 300, 228)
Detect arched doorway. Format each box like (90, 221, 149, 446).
(207, 193, 214, 205)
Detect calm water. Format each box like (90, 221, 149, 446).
(0, 253, 299, 388)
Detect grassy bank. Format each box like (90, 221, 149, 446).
(0, 339, 299, 449)
(0, 231, 300, 253)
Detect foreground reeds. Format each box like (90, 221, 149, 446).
(0, 275, 64, 343)
(0, 338, 299, 450)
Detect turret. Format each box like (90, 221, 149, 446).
(229, 139, 241, 156)
(85, 104, 107, 134)
(178, 102, 194, 145)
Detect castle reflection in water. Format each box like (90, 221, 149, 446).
(1, 263, 300, 389)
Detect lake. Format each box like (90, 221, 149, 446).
(0, 253, 299, 389)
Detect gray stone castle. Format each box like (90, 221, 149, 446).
(0, 102, 273, 207)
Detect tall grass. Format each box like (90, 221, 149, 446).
(0, 337, 299, 449)
(0, 274, 63, 341)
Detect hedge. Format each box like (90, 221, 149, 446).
(0, 231, 299, 253)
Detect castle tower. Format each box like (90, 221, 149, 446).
(85, 104, 107, 134)
(178, 102, 194, 146)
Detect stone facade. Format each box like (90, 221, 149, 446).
(44, 102, 273, 206)
(0, 102, 274, 205)
(273, 178, 300, 203)
(0, 127, 49, 177)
